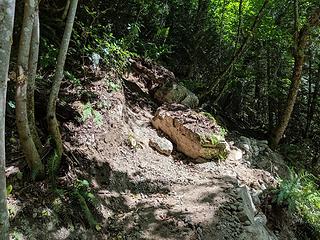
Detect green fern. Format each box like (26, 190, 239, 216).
(82, 103, 93, 122)
(276, 169, 320, 234)
(48, 149, 60, 188)
(72, 179, 99, 229)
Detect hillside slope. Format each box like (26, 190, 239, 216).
(7, 69, 296, 240)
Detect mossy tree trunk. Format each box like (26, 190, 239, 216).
(270, 7, 320, 148)
(47, 0, 78, 176)
(0, 0, 16, 238)
(16, 0, 44, 180)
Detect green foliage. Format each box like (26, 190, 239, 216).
(219, 127, 227, 138)
(81, 103, 103, 126)
(201, 112, 217, 123)
(74, 180, 98, 206)
(276, 170, 320, 234)
(72, 179, 99, 229)
(72, 20, 136, 73)
(11, 232, 23, 240)
(39, 38, 58, 70)
(210, 134, 220, 145)
(48, 149, 60, 187)
(142, 42, 172, 60)
(6, 185, 13, 195)
(182, 79, 207, 93)
(106, 80, 121, 92)
(65, 71, 81, 86)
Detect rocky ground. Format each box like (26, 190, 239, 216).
(6, 66, 298, 240)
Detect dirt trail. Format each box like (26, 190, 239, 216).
(8, 77, 285, 240)
(60, 77, 279, 240)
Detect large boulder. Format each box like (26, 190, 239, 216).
(124, 58, 199, 108)
(151, 104, 230, 161)
(154, 82, 199, 108)
(124, 58, 175, 94)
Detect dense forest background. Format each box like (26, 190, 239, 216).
(1, 0, 320, 239)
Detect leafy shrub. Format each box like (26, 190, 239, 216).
(71, 20, 134, 74)
(106, 80, 121, 92)
(65, 71, 81, 86)
(276, 170, 320, 235)
(72, 179, 99, 230)
(81, 103, 103, 126)
(39, 38, 58, 70)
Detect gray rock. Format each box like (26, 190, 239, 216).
(241, 143, 251, 153)
(149, 136, 173, 156)
(154, 82, 199, 108)
(238, 185, 257, 222)
(240, 223, 278, 240)
(238, 210, 250, 223)
(228, 147, 243, 161)
(251, 190, 262, 206)
(254, 212, 267, 225)
(244, 220, 251, 226)
(237, 186, 278, 240)
(230, 204, 238, 212)
(239, 136, 251, 145)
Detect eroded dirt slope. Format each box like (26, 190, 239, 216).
(7, 73, 292, 240)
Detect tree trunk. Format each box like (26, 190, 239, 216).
(254, 47, 262, 118)
(27, 5, 43, 154)
(234, 0, 243, 51)
(270, 8, 320, 147)
(304, 64, 320, 138)
(267, 47, 274, 131)
(218, 0, 227, 74)
(47, 0, 78, 176)
(16, 0, 44, 180)
(0, 1, 15, 238)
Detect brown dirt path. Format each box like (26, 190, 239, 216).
(7, 76, 284, 240)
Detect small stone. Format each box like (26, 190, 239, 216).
(229, 148, 243, 161)
(149, 136, 173, 156)
(251, 192, 261, 206)
(260, 183, 267, 191)
(254, 212, 267, 225)
(238, 210, 249, 222)
(244, 220, 251, 226)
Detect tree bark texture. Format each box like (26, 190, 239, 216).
(27, 5, 43, 154)
(0, 1, 16, 239)
(47, 0, 78, 171)
(16, 0, 44, 179)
